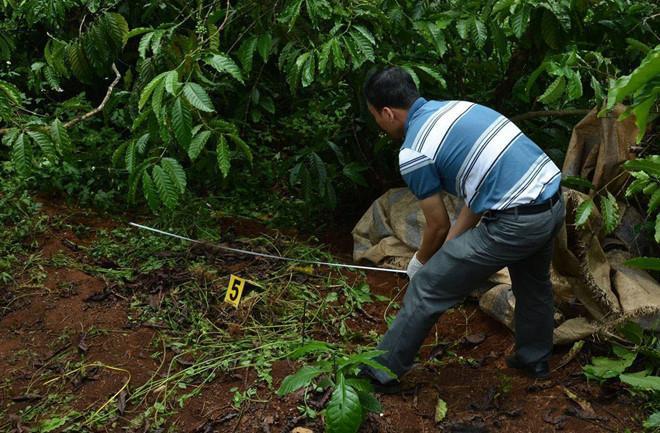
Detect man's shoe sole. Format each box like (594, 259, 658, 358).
(506, 356, 550, 379)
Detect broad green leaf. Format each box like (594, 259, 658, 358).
(471, 18, 487, 49)
(161, 157, 186, 195)
(257, 33, 273, 62)
(171, 98, 192, 148)
(343, 162, 368, 187)
(567, 70, 583, 101)
(435, 398, 448, 422)
(125, 140, 136, 173)
(206, 54, 245, 84)
(188, 130, 212, 161)
(330, 38, 345, 70)
(540, 9, 560, 49)
(401, 65, 420, 89)
(300, 52, 315, 88)
(357, 390, 381, 413)
(50, 119, 71, 153)
(39, 417, 67, 432)
(644, 412, 660, 429)
(606, 47, 660, 109)
(624, 256, 660, 271)
(511, 5, 530, 38)
(630, 93, 657, 143)
(648, 188, 660, 214)
(538, 76, 566, 104)
(416, 65, 447, 89)
(456, 19, 470, 39)
(237, 36, 258, 75)
(561, 176, 594, 191)
(217, 135, 230, 177)
(599, 192, 619, 235)
(112, 142, 128, 167)
(228, 134, 252, 162)
(583, 348, 636, 382)
(289, 340, 333, 359)
(183, 82, 215, 113)
(276, 365, 323, 396)
(11, 133, 31, 176)
(163, 70, 180, 95)
(135, 133, 150, 154)
(138, 71, 167, 110)
(138, 31, 154, 58)
(151, 79, 165, 118)
(349, 29, 375, 62)
(152, 164, 178, 209)
(318, 40, 333, 75)
(352, 25, 375, 45)
(277, 0, 304, 31)
(624, 158, 660, 177)
(620, 373, 660, 392)
(326, 375, 362, 433)
(574, 198, 594, 228)
(28, 130, 57, 162)
(656, 213, 660, 244)
(142, 170, 160, 211)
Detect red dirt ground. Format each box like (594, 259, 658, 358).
(0, 203, 645, 432)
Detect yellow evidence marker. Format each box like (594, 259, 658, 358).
(225, 275, 262, 308)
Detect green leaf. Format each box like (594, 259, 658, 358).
(624, 158, 660, 177)
(356, 390, 381, 413)
(456, 19, 470, 39)
(471, 18, 487, 49)
(217, 135, 230, 177)
(325, 375, 362, 433)
(135, 133, 150, 154)
(349, 29, 375, 62)
(561, 175, 594, 191)
(416, 65, 447, 89)
(620, 373, 660, 392)
(142, 170, 160, 211)
(318, 40, 333, 75)
(237, 36, 258, 75)
(540, 9, 560, 49)
(188, 130, 212, 161)
(50, 119, 71, 153)
(151, 79, 165, 118)
(352, 25, 375, 45)
(300, 52, 315, 88)
(343, 162, 368, 187)
(125, 140, 136, 173)
(435, 398, 448, 422)
(257, 33, 273, 62)
(278, 0, 304, 31)
(276, 365, 323, 396)
(11, 133, 31, 176)
(138, 32, 154, 58)
(648, 188, 660, 214)
(28, 130, 57, 162)
(583, 348, 636, 382)
(567, 70, 583, 101)
(228, 134, 252, 163)
(644, 412, 660, 429)
(161, 157, 187, 195)
(171, 97, 192, 148)
(39, 417, 67, 432)
(511, 4, 531, 38)
(538, 76, 566, 104)
(599, 192, 619, 235)
(330, 38, 345, 70)
(624, 256, 660, 271)
(606, 47, 660, 110)
(138, 71, 167, 110)
(152, 164, 179, 209)
(183, 83, 215, 113)
(574, 198, 594, 228)
(206, 54, 245, 84)
(289, 340, 333, 359)
(656, 213, 660, 244)
(163, 70, 180, 95)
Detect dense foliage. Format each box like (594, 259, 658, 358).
(0, 0, 657, 222)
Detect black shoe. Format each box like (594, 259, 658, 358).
(506, 355, 550, 379)
(357, 369, 403, 394)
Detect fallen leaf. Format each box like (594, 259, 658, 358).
(562, 387, 595, 416)
(78, 333, 88, 353)
(117, 389, 127, 415)
(435, 397, 448, 423)
(554, 340, 584, 371)
(291, 428, 314, 433)
(465, 333, 486, 345)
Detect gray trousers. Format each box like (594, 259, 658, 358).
(370, 197, 566, 384)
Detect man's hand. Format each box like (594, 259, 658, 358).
(406, 252, 423, 279)
(416, 193, 451, 263)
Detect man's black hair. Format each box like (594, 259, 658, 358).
(364, 67, 420, 111)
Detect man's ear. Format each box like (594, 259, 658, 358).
(381, 106, 395, 121)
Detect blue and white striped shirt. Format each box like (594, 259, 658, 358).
(399, 98, 561, 213)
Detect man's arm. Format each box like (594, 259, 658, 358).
(416, 193, 451, 263)
(445, 205, 482, 242)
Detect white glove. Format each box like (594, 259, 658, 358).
(406, 252, 424, 279)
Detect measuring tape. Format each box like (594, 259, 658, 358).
(129, 222, 407, 275)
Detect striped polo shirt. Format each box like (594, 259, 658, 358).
(399, 98, 561, 213)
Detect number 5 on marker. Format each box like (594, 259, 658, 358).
(225, 275, 246, 308)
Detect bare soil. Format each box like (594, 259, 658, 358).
(0, 202, 645, 432)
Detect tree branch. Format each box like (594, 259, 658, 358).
(0, 63, 121, 135)
(63, 63, 121, 129)
(511, 109, 592, 123)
